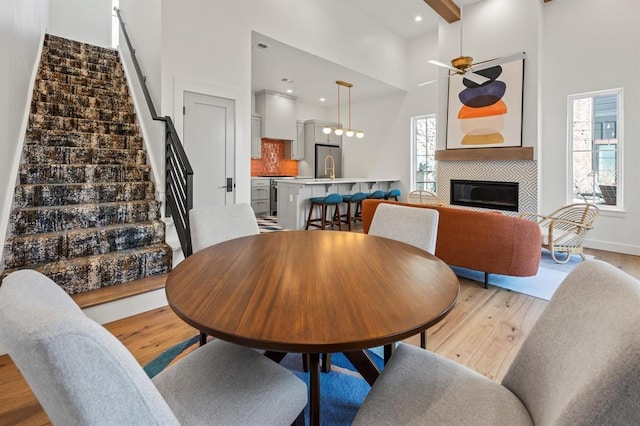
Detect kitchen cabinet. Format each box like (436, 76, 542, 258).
(251, 178, 270, 216)
(286, 121, 305, 160)
(304, 120, 342, 146)
(255, 90, 296, 141)
(251, 114, 262, 158)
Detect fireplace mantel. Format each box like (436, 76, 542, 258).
(435, 147, 534, 161)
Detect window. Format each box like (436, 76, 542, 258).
(569, 89, 622, 208)
(412, 115, 437, 192)
(111, 0, 120, 48)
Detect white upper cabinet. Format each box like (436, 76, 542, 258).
(251, 114, 262, 158)
(255, 90, 296, 141)
(304, 120, 342, 146)
(286, 120, 305, 160)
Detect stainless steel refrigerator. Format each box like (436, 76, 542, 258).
(315, 144, 343, 179)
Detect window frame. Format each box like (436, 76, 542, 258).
(411, 114, 437, 193)
(567, 88, 623, 210)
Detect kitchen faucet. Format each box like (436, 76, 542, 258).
(324, 155, 335, 180)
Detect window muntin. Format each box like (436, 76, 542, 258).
(412, 115, 437, 192)
(569, 89, 622, 209)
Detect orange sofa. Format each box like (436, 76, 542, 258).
(362, 199, 542, 287)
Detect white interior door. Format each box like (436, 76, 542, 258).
(183, 91, 235, 209)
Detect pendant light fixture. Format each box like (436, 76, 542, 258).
(322, 80, 364, 139)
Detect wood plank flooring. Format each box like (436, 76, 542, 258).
(0, 248, 637, 425)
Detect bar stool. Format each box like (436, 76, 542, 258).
(385, 189, 401, 201)
(305, 193, 343, 230)
(367, 190, 387, 200)
(341, 192, 367, 231)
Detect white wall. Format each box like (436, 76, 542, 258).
(0, 0, 49, 267)
(48, 0, 112, 48)
(541, 0, 640, 254)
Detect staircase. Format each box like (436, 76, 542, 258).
(1, 34, 172, 295)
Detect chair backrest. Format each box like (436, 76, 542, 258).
(0, 270, 180, 425)
(546, 203, 599, 233)
(189, 203, 260, 253)
(501, 260, 640, 425)
(407, 190, 440, 205)
(368, 203, 439, 254)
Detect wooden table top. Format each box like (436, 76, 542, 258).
(166, 230, 459, 353)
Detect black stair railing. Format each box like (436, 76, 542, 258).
(114, 8, 193, 257)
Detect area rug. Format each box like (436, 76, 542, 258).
(452, 249, 593, 300)
(256, 216, 285, 232)
(144, 337, 384, 425)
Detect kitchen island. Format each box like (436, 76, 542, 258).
(275, 178, 399, 230)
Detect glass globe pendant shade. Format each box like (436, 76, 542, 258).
(322, 126, 332, 134)
(334, 128, 344, 136)
(345, 129, 354, 137)
(356, 131, 364, 139)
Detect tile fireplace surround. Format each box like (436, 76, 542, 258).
(437, 160, 537, 215)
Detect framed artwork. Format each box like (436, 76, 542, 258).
(446, 57, 524, 149)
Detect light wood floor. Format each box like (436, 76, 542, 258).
(0, 248, 638, 425)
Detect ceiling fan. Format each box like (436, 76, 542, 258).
(418, 0, 525, 87)
(420, 51, 526, 86)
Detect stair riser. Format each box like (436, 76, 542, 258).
(19, 164, 150, 184)
(43, 45, 119, 69)
(14, 182, 156, 208)
(25, 129, 143, 150)
(13, 244, 172, 295)
(24, 145, 146, 166)
(29, 114, 140, 135)
(31, 102, 137, 124)
(44, 37, 119, 60)
(4, 221, 166, 269)
(39, 61, 125, 81)
(35, 79, 129, 98)
(31, 91, 134, 112)
(37, 69, 126, 93)
(10, 201, 161, 235)
(42, 54, 121, 74)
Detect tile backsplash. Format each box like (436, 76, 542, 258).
(251, 139, 298, 176)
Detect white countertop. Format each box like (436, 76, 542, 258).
(275, 178, 398, 184)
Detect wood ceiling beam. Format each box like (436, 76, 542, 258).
(423, 0, 460, 23)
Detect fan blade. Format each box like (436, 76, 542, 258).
(468, 52, 526, 73)
(418, 79, 438, 87)
(428, 59, 460, 73)
(462, 72, 490, 85)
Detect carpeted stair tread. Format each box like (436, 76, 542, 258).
(31, 91, 134, 112)
(9, 200, 161, 235)
(25, 129, 143, 150)
(29, 113, 139, 135)
(19, 164, 150, 184)
(4, 220, 167, 269)
(39, 61, 125, 81)
(23, 145, 146, 166)
(35, 78, 129, 98)
(31, 101, 136, 123)
(44, 35, 119, 56)
(3, 243, 172, 295)
(36, 69, 127, 93)
(40, 53, 122, 74)
(14, 181, 156, 208)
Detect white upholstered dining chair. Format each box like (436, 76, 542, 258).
(0, 269, 307, 426)
(368, 202, 440, 349)
(189, 203, 261, 344)
(354, 260, 640, 425)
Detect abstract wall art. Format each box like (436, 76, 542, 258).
(446, 56, 524, 149)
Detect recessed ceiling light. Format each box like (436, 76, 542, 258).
(319, 98, 326, 102)
(415, 15, 423, 22)
(286, 89, 293, 94)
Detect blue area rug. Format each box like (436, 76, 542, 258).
(452, 249, 591, 300)
(144, 336, 384, 425)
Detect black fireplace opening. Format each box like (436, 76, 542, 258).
(450, 180, 519, 212)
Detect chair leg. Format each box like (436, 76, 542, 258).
(321, 353, 332, 372)
(199, 331, 207, 346)
(484, 272, 489, 289)
(292, 410, 305, 426)
(420, 331, 426, 349)
(305, 202, 316, 230)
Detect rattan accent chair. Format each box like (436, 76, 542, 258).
(520, 203, 599, 264)
(407, 190, 441, 205)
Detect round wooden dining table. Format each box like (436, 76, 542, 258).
(166, 230, 459, 426)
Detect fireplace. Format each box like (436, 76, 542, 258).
(450, 180, 519, 212)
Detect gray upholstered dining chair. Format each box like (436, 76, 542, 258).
(189, 203, 260, 253)
(353, 260, 640, 425)
(189, 203, 260, 344)
(0, 269, 307, 426)
(369, 202, 440, 349)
